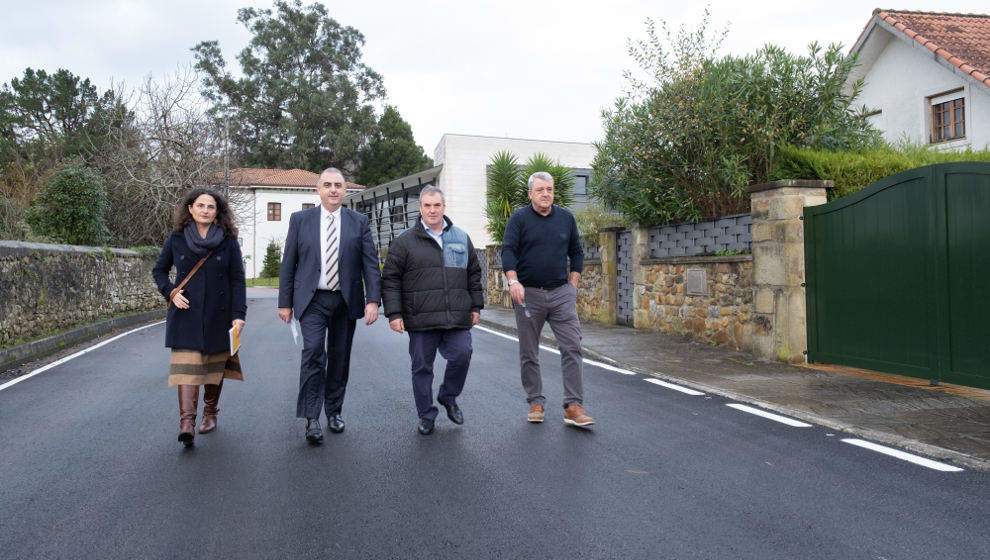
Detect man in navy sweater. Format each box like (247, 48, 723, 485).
(502, 172, 594, 427)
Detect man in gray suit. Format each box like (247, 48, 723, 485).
(278, 167, 382, 443)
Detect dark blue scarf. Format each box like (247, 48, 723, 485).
(183, 223, 224, 257)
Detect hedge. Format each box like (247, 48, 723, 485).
(775, 144, 990, 199)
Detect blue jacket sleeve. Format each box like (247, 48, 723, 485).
(151, 235, 174, 301)
(568, 214, 583, 274)
(278, 213, 299, 309)
(501, 212, 521, 274)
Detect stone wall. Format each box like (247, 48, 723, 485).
(0, 241, 162, 346)
(635, 256, 755, 350)
(575, 261, 603, 322)
(485, 245, 510, 308)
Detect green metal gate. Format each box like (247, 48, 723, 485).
(804, 162, 990, 390)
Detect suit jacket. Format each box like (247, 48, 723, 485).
(278, 206, 382, 320)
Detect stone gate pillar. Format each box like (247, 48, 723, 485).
(596, 226, 621, 325)
(630, 225, 649, 328)
(748, 180, 832, 363)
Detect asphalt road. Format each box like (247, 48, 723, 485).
(1, 294, 988, 559)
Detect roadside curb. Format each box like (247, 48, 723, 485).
(0, 309, 166, 374)
(478, 318, 990, 472)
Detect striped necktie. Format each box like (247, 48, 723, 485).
(325, 213, 339, 290)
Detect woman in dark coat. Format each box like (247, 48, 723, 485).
(152, 187, 247, 446)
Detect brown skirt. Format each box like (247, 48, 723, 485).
(168, 349, 243, 387)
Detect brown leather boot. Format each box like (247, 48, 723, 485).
(178, 385, 199, 446)
(199, 381, 223, 434)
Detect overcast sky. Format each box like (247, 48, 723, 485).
(2, 0, 987, 157)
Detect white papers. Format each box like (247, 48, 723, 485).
(289, 317, 300, 345)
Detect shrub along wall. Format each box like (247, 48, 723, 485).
(775, 145, 990, 199)
(0, 241, 161, 347)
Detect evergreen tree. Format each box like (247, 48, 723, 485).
(192, 0, 385, 174)
(354, 106, 433, 187)
(260, 240, 282, 278)
(25, 163, 109, 245)
(0, 67, 126, 166)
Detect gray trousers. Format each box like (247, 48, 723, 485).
(513, 283, 583, 407)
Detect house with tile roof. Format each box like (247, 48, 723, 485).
(217, 168, 365, 278)
(848, 9, 990, 150)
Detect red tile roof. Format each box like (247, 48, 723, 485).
(215, 168, 365, 190)
(869, 10, 990, 88)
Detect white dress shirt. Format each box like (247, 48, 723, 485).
(319, 205, 342, 290)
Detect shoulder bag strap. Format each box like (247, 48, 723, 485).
(168, 250, 215, 308)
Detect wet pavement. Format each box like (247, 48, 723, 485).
(479, 305, 990, 470)
(4, 294, 988, 559)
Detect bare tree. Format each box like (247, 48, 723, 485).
(92, 67, 247, 246)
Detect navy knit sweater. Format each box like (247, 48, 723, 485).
(501, 205, 583, 288)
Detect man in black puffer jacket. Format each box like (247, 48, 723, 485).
(382, 186, 484, 435)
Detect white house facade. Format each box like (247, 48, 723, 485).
(344, 133, 597, 250)
(848, 10, 990, 150)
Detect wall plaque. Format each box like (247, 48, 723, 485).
(686, 268, 707, 295)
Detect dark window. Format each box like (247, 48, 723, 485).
(573, 175, 588, 196)
(267, 202, 281, 221)
(932, 97, 965, 142)
(391, 204, 406, 224)
(302, 203, 315, 210)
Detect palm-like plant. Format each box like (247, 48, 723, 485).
(485, 151, 576, 243)
(484, 151, 522, 244)
(522, 152, 575, 208)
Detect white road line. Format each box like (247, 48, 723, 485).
(474, 325, 636, 375)
(726, 403, 812, 427)
(644, 378, 705, 395)
(585, 358, 637, 376)
(0, 321, 164, 392)
(474, 325, 519, 343)
(841, 439, 964, 472)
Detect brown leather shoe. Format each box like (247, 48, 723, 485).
(563, 404, 594, 427)
(527, 403, 545, 423)
(198, 380, 223, 434)
(178, 385, 199, 446)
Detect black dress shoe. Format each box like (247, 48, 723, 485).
(305, 418, 324, 444)
(440, 401, 464, 425)
(328, 413, 345, 434)
(417, 417, 435, 435)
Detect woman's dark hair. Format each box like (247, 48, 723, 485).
(172, 187, 238, 237)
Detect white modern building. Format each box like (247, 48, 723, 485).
(225, 168, 364, 278)
(344, 133, 597, 250)
(848, 9, 990, 150)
